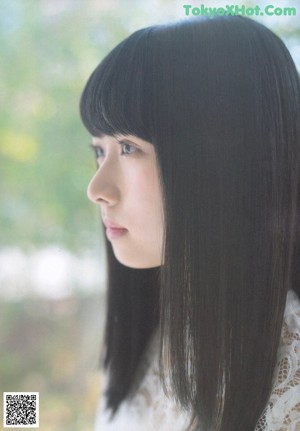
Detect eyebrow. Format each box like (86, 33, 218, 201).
(122, 141, 145, 151)
(91, 136, 143, 147)
(120, 136, 155, 150)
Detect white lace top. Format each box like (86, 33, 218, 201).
(95, 290, 300, 431)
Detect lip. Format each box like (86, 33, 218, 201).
(102, 218, 128, 241)
(102, 218, 126, 229)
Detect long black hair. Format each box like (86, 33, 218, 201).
(80, 16, 300, 431)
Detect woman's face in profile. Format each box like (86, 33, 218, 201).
(87, 134, 164, 268)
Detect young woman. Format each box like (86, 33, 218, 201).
(80, 15, 300, 431)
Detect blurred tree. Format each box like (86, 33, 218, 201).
(0, 0, 138, 250)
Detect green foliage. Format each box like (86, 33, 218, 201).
(0, 1, 132, 250)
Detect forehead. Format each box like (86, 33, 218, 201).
(92, 135, 117, 145)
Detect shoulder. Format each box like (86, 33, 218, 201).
(283, 289, 300, 334)
(95, 330, 191, 431)
(95, 293, 300, 431)
(255, 289, 300, 431)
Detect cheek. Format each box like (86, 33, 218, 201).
(127, 166, 164, 224)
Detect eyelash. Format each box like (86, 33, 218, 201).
(91, 142, 138, 159)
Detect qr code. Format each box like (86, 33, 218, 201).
(3, 392, 39, 428)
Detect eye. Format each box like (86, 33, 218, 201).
(90, 145, 104, 159)
(120, 142, 137, 156)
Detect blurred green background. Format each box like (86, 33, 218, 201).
(0, 1, 299, 430)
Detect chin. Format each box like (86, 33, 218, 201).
(115, 253, 162, 269)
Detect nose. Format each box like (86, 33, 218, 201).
(87, 161, 120, 206)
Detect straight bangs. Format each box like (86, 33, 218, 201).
(80, 27, 156, 142)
